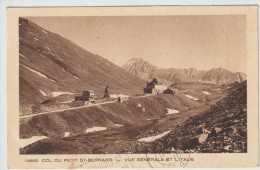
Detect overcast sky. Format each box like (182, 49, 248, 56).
(29, 15, 246, 73)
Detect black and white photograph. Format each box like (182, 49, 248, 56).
(19, 15, 248, 154)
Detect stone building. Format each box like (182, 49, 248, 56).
(144, 78, 167, 95)
(75, 89, 97, 103)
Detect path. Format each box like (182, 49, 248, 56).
(19, 100, 116, 119)
(19, 94, 153, 119)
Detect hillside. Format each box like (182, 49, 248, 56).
(135, 81, 247, 153)
(123, 58, 246, 84)
(20, 81, 241, 154)
(19, 18, 146, 115)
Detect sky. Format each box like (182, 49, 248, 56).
(28, 15, 246, 73)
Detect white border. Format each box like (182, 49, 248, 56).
(0, 1, 259, 170)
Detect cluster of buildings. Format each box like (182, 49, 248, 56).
(74, 78, 174, 105)
(144, 78, 175, 95)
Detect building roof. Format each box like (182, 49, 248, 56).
(148, 82, 157, 86)
(84, 89, 95, 92)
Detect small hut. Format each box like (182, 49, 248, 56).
(75, 89, 97, 102)
(82, 89, 97, 101)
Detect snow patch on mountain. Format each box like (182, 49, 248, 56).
(138, 130, 171, 143)
(62, 68, 80, 80)
(52, 92, 75, 97)
(202, 91, 211, 95)
(20, 63, 56, 82)
(19, 53, 30, 61)
(85, 127, 107, 133)
(185, 94, 199, 101)
(115, 124, 123, 127)
(39, 89, 46, 96)
(73, 75, 80, 79)
(64, 132, 71, 137)
(166, 108, 179, 115)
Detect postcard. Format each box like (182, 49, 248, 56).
(6, 6, 258, 168)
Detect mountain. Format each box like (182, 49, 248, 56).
(122, 58, 158, 80)
(122, 58, 246, 84)
(19, 18, 146, 114)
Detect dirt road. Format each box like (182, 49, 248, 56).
(20, 94, 153, 119)
(19, 100, 116, 119)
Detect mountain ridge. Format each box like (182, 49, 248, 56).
(122, 58, 246, 84)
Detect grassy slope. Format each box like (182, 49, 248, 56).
(19, 18, 146, 115)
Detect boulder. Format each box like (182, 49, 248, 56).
(223, 145, 231, 151)
(198, 127, 211, 134)
(227, 113, 234, 118)
(175, 149, 184, 153)
(189, 149, 195, 153)
(211, 127, 222, 136)
(185, 149, 190, 153)
(233, 119, 239, 123)
(198, 133, 208, 143)
(187, 133, 208, 148)
(171, 147, 175, 152)
(198, 123, 206, 128)
(204, 129, 211, 134)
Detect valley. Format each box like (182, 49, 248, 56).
(20, 82, 245, 154)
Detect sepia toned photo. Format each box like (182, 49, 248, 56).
(19, 15, 248, 154)
(7, 6, 258, 168)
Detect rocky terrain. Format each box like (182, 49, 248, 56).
(19, 18, 145, 115)
(123, 58, 246, 84)
(135, 81, 247, 153)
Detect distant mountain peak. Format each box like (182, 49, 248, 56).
(122, 58, 246, 84)
(122, 58, 157, 80)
